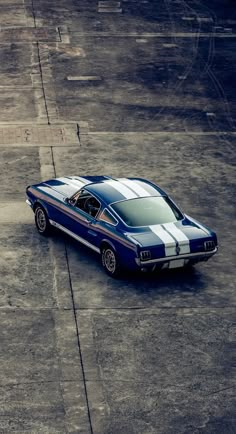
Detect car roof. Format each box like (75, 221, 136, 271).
(84, 177, 166, 205)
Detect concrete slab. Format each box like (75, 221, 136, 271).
(0, 309, 90, 433)
(0, 28, 59, 43)
(86, 379, 236, 434)
(52, 133, 235, 222)
(0, 381, 90, 433)
(0, 125, 78, 146)
(0, 147, 40, 200)
(0, 44, 34, 87)
(0, 202, 32, 224)
(50, 37, 236, 131)
(32, 0, 236, 34)
(0, 223, 56, 308)
(0, 89, 39, 123)
(0, 43, 58, 124)
(0, 0, 235, 432)
(78, 309, 236, 433)
(0, 5, 27, 27)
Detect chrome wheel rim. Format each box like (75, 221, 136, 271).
(36, 208, 46, 232)
(103, 249, 116, 274)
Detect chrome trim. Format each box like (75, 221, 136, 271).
(49, 220, 100, 253)
(98, 208, 118, 226)
(136, 247, 218, 265)
(26, 199, 32, 207)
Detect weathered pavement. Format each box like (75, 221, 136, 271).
(0, 1, 235, 433)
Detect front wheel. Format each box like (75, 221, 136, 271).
(101, 246, 121, 277)
(35, 205, 51, 235)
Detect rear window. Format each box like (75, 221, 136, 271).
(111, 197, 183, 227)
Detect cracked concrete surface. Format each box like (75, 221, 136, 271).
(0, 0, 235, 433)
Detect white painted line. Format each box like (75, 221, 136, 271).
(162, 43, 178, 48)
(98, 1, 121, 6)
(197, 17, 214, 23)
(98, 8, 122, 13)
(136, 39, 148, 43)
(7, 156, 28, 165)
(181, 16, 195, 21)
(67, 76, 102, 81)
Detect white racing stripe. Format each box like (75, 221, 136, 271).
(119, 178, 151, 197)
(163, 222, 190, 254)
(105, 180, 138, 199)
(59, 177, 86, 189)
(150, 224, 176, 256)
(66, 177, 87, 188)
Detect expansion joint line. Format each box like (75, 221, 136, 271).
(31, 0, 51, 125)
(77, 123, 82, 146)
(64, 245, 94, 434)
(51, 146, 56, 177)
(50, 147, 94, 433)
(50, 149, 94, 434)
(31, 0, 37, 28)
(36, 42, 51, 125)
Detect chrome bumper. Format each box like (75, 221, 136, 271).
(26, 199, 33, 208)
(135, 247, 218, 266)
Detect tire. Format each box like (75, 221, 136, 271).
(101, 245, 121, 277)
(34, 205, 51, 235)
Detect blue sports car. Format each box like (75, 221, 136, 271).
(26, 176, 218, 276)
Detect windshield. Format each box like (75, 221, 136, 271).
(111, 196, 183, 227)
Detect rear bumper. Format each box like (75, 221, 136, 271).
(135, 247, 218, 267)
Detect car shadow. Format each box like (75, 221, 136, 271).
(54, 230, 208, 297)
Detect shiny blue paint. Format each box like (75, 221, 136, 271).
(26, 176, 218, 272)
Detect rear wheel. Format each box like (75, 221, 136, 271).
(35, 205, 51, 235)
(101, 245, 121, 277)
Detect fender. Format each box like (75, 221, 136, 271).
(100, 238, 117, 253)
(33, 199, 50, 218)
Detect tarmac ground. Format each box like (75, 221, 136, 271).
(0, 1, 235, 433)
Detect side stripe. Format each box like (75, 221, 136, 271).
(119, 179, 151, 197)
(33, 189, 136, 251)
(163, 222, 190, 254)
(49, 220, 100, 253)
(150, 224, 176, 256)
(105, 180, 138, 200)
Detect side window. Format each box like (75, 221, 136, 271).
(75, 191, 100, 218)
(99, 209, 118, 226)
